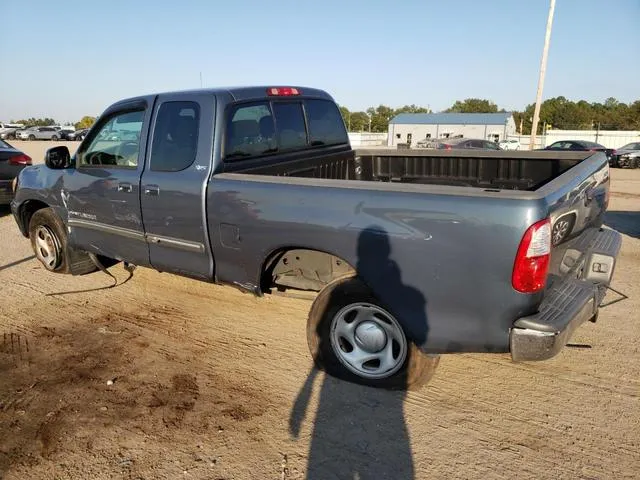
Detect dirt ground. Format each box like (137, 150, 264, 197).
(1, 141, 638, 479)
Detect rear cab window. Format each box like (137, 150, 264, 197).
(224, 97, 347, 161)
(150, 101, 200, 172)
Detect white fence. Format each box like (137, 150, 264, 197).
(505, 135, 544, 150)
(543, 130, 640, 149)
(348, 132, 388, 147)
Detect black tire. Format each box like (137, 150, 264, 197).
(28, 208, 97, 275)
(51, 135, 58, 141)
(28, 134, 35, 140)
(307, 276, 440, 390)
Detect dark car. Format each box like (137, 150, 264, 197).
(544, 140, 616, 165)
(58, 129, 76, 140)
(610, 142, 640, 168)
(0, 139, 32, 205)
(69, 128, 89, 141)
(430, 138, 502, 150)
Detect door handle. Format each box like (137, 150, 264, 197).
(144, 185, 160, 196)
(117, 182, 133, 193)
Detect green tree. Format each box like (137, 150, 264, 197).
(366, 105, 395, 133)
(349, 112, 370, 132)
(446, 98, 498, 113)
(75, 116, 96, 130)
(394, 104, 431, 114)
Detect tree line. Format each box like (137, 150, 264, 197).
(9, 116, 96, 130)
(339, 97, 640, 134)
(10, 97, 640, 135)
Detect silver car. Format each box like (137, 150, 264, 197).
(16, 126, 61, 140)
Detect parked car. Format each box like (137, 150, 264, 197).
(0, 139, 32, 205)
(16, 126, 61, 141)
(0, 123, 25, 140)
(611, 142, 640, 168)
(10, 86, 620, 389)
(58, 129, 76, 140)
(543, 140, 616, 165)
(69, 128, 90, 141)
(429, 137, 502, 150)
(498, 139, 521, 150)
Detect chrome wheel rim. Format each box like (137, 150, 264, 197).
(330, 302, 407, 380)
(34, 225, 60, 270)
(553, 219, 570, 245)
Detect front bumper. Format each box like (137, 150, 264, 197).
(510, 228, 622, 361)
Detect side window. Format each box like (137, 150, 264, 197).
(78, 110, 144, 168)
(272, 102, 307, 150)
(150, 101, 200, 172)
(305, 99, 348, 146)
(226, 102, 275, 159)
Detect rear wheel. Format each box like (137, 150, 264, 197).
(307, 276, 439, 390)
(29, 208, 96, 275)
(51, 135, 59, 141)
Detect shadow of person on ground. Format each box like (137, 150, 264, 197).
(605, 211, 640, 239)
(289, 225, 430, 479)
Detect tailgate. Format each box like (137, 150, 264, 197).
(542, 152, 611, 285)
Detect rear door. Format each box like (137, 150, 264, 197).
(140, 93, 215, 280)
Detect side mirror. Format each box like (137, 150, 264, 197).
(45, 146, 72, 169)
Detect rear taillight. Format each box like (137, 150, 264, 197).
(8, 154, 32, 165)
(512, 218, 551, 293)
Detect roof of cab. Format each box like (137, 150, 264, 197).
(107, 86, 334, 111)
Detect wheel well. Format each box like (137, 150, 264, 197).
(19, 200, 50, 237)
(260, 248, 355, 293)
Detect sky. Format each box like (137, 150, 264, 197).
(1, 0, 639, 123)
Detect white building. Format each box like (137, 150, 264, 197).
(387, 112, 517, 147)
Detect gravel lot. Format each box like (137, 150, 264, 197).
(1, 141, 639, 479)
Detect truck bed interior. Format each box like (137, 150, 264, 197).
(228, 149, 593, 191)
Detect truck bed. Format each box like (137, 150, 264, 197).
(231, 149, 592, 191)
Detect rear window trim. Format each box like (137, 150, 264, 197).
(222, 97, 348, 162)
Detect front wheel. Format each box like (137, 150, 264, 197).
(28, 134, 35, 140)
(51, 135, 59, 141)
(307, 277, 439, 390)
(28, 208, 96, 275)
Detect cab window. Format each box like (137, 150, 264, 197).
(150, 101, 200, 172)
(78, 110, 144, 168)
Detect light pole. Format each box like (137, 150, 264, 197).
(529, 0, 556, 150)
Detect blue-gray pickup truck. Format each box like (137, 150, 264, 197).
(10, 86, 621, 389)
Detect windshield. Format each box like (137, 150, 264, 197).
(0, 139, 13, 149)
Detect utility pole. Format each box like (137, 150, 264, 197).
(199, 72, 203, 88)
(529, 0, 556, 150)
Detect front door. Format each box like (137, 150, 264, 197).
(65, 102, 152, 266)
(140, 94, 215, 279)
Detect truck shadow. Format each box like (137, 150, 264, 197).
(0, 205, 11, 218)
(605, 211, 640, 239)
(289, 226, 429, 479)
